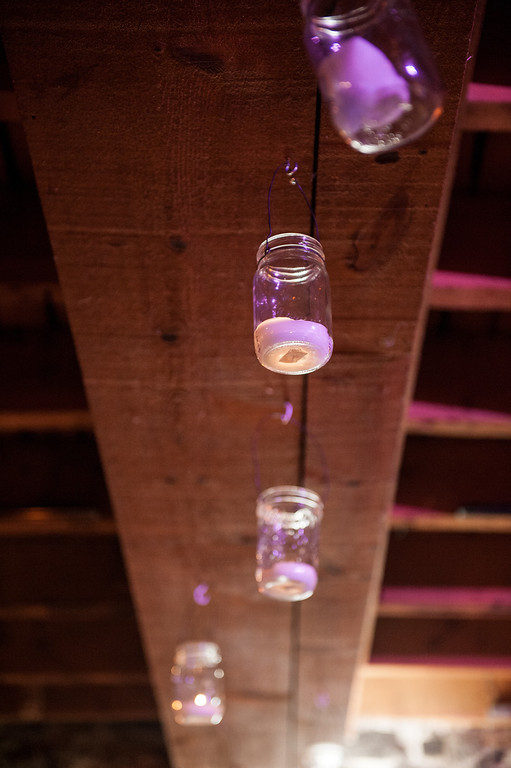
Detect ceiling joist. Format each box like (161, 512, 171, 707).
(1, 1, 484, 765)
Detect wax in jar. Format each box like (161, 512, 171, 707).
(254, 317, 332, 375)
(173, 696, 224, 726)
(318, 36, 410, 139)
(258, 560, 318, 601)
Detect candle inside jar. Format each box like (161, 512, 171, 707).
(257, 560, 318, 601)
(254, 317, 332, 375)
(318, 36, 411, 139)
(173, 695, 224, 726)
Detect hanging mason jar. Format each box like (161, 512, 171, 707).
(303, 743, 345, 768)
(301, 0, 444, 154)
(256, 485, 323, 601)
(170, 641, 225, 726)
(253, 233, 333, 375)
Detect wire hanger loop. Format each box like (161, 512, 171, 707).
(266, 159, 320, 251)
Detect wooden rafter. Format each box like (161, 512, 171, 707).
(1, 0, 483, 765)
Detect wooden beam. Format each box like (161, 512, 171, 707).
(357, 662, 511, 723)
(391, 505, 511, 533)
(1, 1, 483, 765)
(463, 83, 511, 132)
(0, 409, 92, 432)
(406, 401, 511, 439)
(429, 270, 511, 311)
(379, 587, 511, 619)
(0, 601, 134, 621)
(0, 507, 116, 536)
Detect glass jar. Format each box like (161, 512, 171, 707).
(301, 0, 444, 154)
(170, 641, 225, 726)
(253, 233, 333, 375)
(256, 485, 323, 601)
(303, 743, 345, 768)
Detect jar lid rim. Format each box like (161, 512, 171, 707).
(257, 484, 323, 509)
(256, 232, 325, 264)
(174, 641, 222, 666)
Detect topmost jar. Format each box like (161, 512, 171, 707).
(253, 233, 333, 375)
(301, 0, 444, 154)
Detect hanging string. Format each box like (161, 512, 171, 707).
(266, 159, 320, 253)
(251, 399, 330, 501)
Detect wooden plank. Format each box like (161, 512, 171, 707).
(357, 662, 511, 722)
(0, 601, 135, 621)
(463, 83, 511, 132)
(379, 587, 511, 619)
(429, 270, 511, 311)
(364, 663, 511, 680)
(0, 507, 115, 536)
(1, 4, 312, 766)
(0, 1, 483, 766)
(298, 0, 485, 750)
(407, 400, 511, 439)
(0, 409, 92, 432)
(391, 505, 511, 533)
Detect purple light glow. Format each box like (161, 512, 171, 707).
(405, 63, 418, 76)
(280, 401, 293, 424)
(314, 692, 331, 710)
(193, 582, 211, 606)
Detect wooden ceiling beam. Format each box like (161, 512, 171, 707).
(358, 662, 511, 723)
(1, 1, 483, 765)
(429, 270, 511, 311)
(0, 410, 92, 432)
(407, 401, 511, 439)
(391, 506, 511, 533)
(0, 508, 115, 536)
(463, 83, 511, 132)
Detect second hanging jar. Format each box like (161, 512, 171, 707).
(253, 233, 333, 375)
(256, 485, 323, 601)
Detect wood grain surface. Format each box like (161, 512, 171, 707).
(1, 1, 482, 765)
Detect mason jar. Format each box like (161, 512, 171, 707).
(301, 0, 444, 154)
(170, 641, 225, 726)
(256, 485, 323, 601)
(253, 233, 333, 375)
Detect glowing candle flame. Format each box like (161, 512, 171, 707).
(194, 693, 208, 707)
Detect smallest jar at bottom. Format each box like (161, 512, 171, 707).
(256, 485, 323, 602)
(171, 641, 225, 726)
